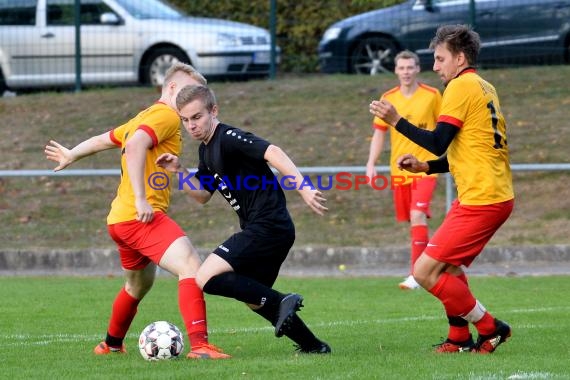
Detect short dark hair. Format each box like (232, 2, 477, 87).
(429, 24, 480, 66)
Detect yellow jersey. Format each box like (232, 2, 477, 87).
(439, 69, 514, 205)
(373, 83, 441, 185)
(107, 102, 182, 224)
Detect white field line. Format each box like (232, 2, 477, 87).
(5, 305, 570, 347)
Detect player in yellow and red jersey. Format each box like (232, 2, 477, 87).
(366, 50, 441, 290)
(45, 63, 229, 359)
(370, 25, 514, 354)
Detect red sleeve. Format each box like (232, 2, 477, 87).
(109, 130, 121, 146)
(437, 115, 464, 128)
(137, 125, 159, 147)
(373, 122, 389, 131)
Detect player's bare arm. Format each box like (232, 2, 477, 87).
(264, 144, 328, 216)
(155, 153, 212, 204)
(369, 99, 402, 126)
(44, 133, 116, 171)
(396, 154, 429, 173)
(366, 129, 386, 187)
(125, 130, 155, 223)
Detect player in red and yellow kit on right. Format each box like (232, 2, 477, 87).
(370, 25, 514, 354)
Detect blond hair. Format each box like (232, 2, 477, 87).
(162, 62, 207, 89)
(394, 50, 420, 66)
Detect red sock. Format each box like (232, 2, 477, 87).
(474, 312, 496, 336)
(446, 273, 470, 341)
(410, 225, 428, 272)
(107, 287, 140, 343)
(456, 272, 468, 286)
(428, 273, 477, 318)
(448, 323, 471, 342)
(179, 278, 208, 348)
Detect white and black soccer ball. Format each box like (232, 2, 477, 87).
(138, 321, 184, 360)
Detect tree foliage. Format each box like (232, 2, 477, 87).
(168, 0, 403, 72)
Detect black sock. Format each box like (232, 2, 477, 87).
(203, 272, 283, 307)
(105, 333, 123, 348)
(253, 302, 279, 326)
(254, 306, 321, 348)
(448, 315, 469, 327)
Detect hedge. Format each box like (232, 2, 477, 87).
(168, 0, 403, 73)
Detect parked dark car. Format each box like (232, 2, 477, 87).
(318, 0, 570, 74)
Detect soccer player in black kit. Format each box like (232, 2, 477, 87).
(156, 84, 331, 355)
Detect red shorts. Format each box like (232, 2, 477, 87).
(425, 199, 514, 267)
(107, 212, 187, 270)
(393, 176, 437, 222)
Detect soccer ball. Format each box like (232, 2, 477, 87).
(138, 321, 184, 360)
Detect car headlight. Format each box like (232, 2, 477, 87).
(322, 27, 342, 42)
(217, 33, 240, 47)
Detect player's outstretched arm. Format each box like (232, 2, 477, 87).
(44, 133, 116, 171)
(156, 153, 212, 204)
(264, 144, 328, 216)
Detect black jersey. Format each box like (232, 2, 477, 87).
(194, 123, 293, 230)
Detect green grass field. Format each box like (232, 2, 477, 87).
(3, 275, 569, 379)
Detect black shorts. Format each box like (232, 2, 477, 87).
(213, 225, 295, 287)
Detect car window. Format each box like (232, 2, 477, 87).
(0, 0, 37, 26)
(114, 0, 183, 20)
(46, 0, 115, 26)
(425, 0, 484, 5)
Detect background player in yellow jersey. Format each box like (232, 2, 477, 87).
(366, 50, 441, 290)
(370, 25, 514, 354)
(44, 63, 229, 359)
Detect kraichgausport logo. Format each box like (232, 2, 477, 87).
(147, 172, 422, 191)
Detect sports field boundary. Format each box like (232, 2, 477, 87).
(1, 244, 569, 277)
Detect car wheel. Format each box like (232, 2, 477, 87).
(351, 37, 397, 75)
(143, 47, 189, 87)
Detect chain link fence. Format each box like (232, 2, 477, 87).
(1, 0, 569, 93)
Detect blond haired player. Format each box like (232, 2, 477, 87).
(366, 50, 441, 290)
(44, 63, 229, 359)
(157, 84, 331, 354)
(370, 25, 514, 354)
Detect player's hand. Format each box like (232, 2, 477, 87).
(369, 99, 401, 126)
(156, 153, 182, 173)
(396, 154, 428, 173)
(44, 140, 74, 171)
(135, 197, 154, 223)
(365, 163, 377, 188)
(300, 188, 328, 216)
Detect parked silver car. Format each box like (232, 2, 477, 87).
(0, 0, 277, 92)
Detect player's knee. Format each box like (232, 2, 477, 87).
(410, 211, 427, 225)
(125, 279, 153, 299)
(411, 264, 430, 287)
(195, 271, 210, 290)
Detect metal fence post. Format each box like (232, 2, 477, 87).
(269, 0, 277, 80)
(74, 0, 82, 92)
(445, 173, 455, 212)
